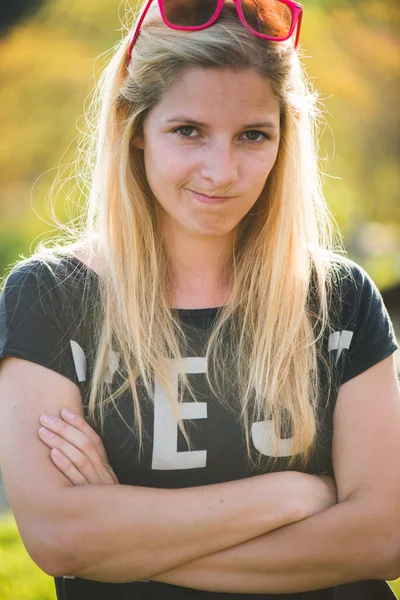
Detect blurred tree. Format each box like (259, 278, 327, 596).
(0, 0, 47, 36)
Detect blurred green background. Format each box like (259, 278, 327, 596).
(0, 0, 399, 598)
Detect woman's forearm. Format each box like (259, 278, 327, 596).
(51, 471, 306, 582)
(152, 496, 398, 593)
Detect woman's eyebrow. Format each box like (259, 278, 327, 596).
(166, 115, 278, 129)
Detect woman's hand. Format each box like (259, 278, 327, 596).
(38, 408, 119, 486)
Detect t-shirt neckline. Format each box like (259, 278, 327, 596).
(66, 254, 223, 326)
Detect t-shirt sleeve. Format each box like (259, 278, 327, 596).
(0, 259, 82, 386)
(337, 260, 399, 385)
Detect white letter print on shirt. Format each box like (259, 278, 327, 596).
(251, 330, 355, 458)
(328, 330, 353, 365)
(251, 420, 296, 457)
(152, 357, 207, 470)
(70, 340, 86, 382)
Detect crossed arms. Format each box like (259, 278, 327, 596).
(0, 354, 399, 593)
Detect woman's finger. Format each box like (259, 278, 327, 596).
(50, 448, 88, 486)
(38, 427, 114, 484)
(60, 409, 109, 463)
(104, 463, 120, 485)
(38, 414, 111, 481)
(59, 412, 119, 483)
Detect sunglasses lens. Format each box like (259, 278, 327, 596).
(163, 0, 219, 27)
(240, 0, 293, 39)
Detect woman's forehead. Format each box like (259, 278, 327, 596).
(149, 67, 280, 126)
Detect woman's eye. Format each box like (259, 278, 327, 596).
(243, 130, 269, 143)
(173, 126, 197, 138)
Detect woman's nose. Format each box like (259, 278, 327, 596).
(199, 141, 238, 190)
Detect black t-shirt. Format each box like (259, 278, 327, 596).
(0, 254, 398, 600)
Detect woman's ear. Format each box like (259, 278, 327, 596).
(131, 134, 144, 150)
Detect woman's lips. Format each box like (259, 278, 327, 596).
(188, 189, 233, 204)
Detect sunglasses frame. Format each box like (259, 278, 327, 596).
(127, 0, 303, 66)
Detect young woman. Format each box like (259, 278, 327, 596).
(0, 1, 399, 599)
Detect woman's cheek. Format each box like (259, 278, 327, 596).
(163, 148, 197, 185)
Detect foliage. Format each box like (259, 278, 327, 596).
(0, 0, 46, 36)
(0, 511, 399, 599)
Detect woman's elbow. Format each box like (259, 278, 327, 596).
(374, 510, 400, 581)
(19, 516, 79, 578)
(383, 540, 400, 582)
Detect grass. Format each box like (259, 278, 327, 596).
(0, 512, 55, 600)
(1, 511, 399, 599)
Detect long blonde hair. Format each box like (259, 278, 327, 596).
(19, 2, 348, 469)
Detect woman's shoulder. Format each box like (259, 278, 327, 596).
(0, 250, 100, 386)
(3, 254, 80, 294)
(4, 242, 103, 284)
(319, 250, 364, 279)
(69, 245, 105, 279)
(1, 248, 102, 325)
(320, 253, 398, 384)
(313, 251, 392, 335)
(317, 251, 375, 298)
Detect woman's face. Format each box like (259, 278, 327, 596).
(134, 67, 281, 241)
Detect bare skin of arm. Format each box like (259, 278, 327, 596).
(60, 473, 321, 582)
(0, 357, 335, 581)
(152, 494, 399, 592)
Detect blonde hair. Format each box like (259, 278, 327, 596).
(18, 2, 349, 469)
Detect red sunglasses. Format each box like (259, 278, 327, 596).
(127, 0, 304, 66)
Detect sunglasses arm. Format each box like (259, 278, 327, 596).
(127, 0, 154, 65)
(294, 9, 303, 48)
